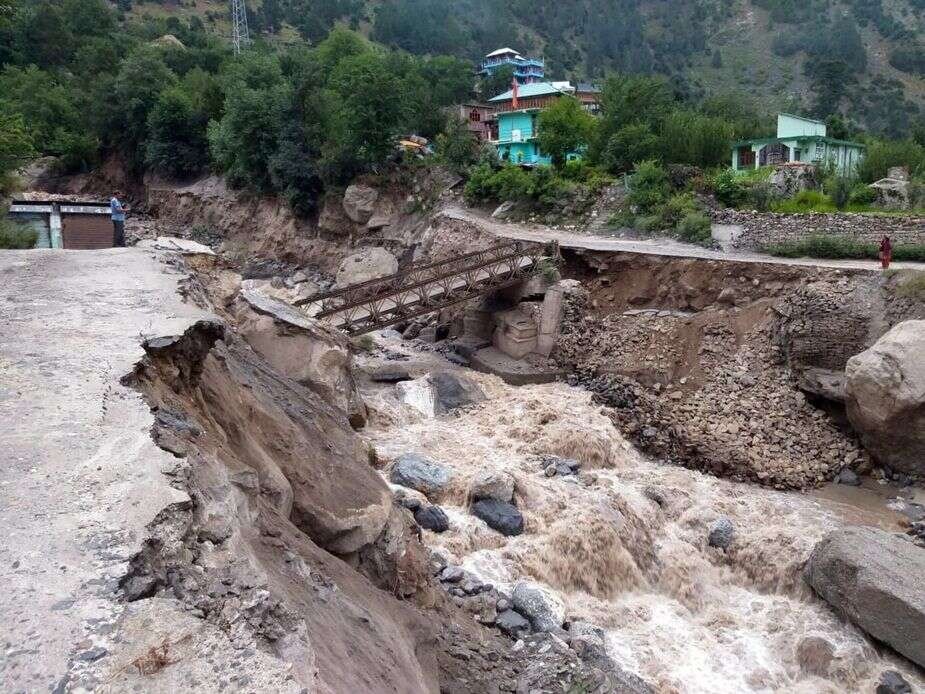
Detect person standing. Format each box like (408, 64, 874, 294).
(879, 235, 892, 270)
(110, 193, 126, 247)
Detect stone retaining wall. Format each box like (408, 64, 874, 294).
(712, 210, 925, 249)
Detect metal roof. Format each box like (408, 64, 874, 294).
(489, 81, 573, 102)
(485, 48, 522, 58)
(731, 135, 866, 148)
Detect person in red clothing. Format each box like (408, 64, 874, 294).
(879, 235, 893, 269)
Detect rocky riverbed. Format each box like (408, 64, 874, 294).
(356, 332, 925, 693)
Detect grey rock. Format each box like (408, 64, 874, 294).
(496, 597, 512, 612)
(877, 670, 912, 694)
(512, 581, 565, 632)
(76, 647, 108, 662)
(836, 468, 861, 486)
(335, 248, 398, 288)
(708, 516, 734, 550)
(470, 471, 515, 503)
(429, 371, 485, 414)
(795, 635, 834, 676)
(388, 454, 452, 497)
(805, 526, 925, 668)
(440, 566, 464, 583)
(845, 321, 925, 477)
(495, 609, 530, 638)
(342, 184, 379, 223)
(471, 499, 524, 537)
(413, 505, 449, 533)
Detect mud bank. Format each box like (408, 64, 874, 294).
(555, 251, 924, 488)
(358, 334, 924, 693)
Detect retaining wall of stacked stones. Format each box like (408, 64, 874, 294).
(711, 210, 925, 249)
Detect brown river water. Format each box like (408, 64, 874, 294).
(358, 336, 923, 693)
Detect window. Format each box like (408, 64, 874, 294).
(469, 109, 480, 122)
(738, 146, 755, 168)
(794, 149, 802, 161)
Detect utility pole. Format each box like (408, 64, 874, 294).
(230, 0, 250, 56)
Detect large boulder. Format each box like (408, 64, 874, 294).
(804, 526, 925, 668)
(511, 581, 565, 632)
(471, 499, 524, 536)
(233, 287, 366, 427)
(470, 471, 515, 503)
(389, 453, 452, 498)
(768, 163, 818, 198)
(335, 248, 398, 288)
(870, 178, 909, 210)
(844, 320, 925, 476)
(342, 184, 379, 223)
(430, 371, 486, 414)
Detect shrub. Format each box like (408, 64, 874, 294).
(636, 214, 664, 232)
(661, 192, 700, 227)
(747, 181, 774, 211)
(710, 168, 747, 208)
(435, 118, 477, 174)
(857, 139, 925, 183)
(607, 209, 636, 228)
(770, 190, 835, 213)
(627, 160, 669, 212)
(848, 184, 877, 206)
(463, 163, 499, 203)
(829, 176, 852, 210)
(0, 219, 37, 249)
(895, 271, 925, 300)
(676, 212, 712, 245)
(762, 236, 925, 261)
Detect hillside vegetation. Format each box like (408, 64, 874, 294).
(117, 0, 925, 137)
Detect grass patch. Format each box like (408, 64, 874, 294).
(0, 220, 37, 249)
(763, 235, 925, 262)
(896, 271, 925, 301)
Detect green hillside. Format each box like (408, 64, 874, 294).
(122, 0, 924, 137)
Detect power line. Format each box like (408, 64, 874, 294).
(230, 0, 250, 56)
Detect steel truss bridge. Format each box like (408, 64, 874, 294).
(294, 241, 559, 336)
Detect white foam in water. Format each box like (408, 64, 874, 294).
(395, 377, 436, 418)
(365, 369, 924, 693)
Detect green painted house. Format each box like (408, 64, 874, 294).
(489, 81, 592, 165)
(731, 114, 865, 175)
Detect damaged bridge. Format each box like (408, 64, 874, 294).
(295, 241, 559, 336)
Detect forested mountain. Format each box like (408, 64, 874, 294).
(126, 0, 924, 138)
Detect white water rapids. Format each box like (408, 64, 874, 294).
(359, 340, 923, 693)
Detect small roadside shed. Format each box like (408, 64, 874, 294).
(7, 200, 114, 249)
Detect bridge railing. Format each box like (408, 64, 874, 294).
(295, 240, 558, 335)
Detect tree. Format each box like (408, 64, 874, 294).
(536, 96, 596, 170)
(323, 52, 405, 178)
(435, 118, 477, 174)
(600, 123, 660, 173)
(478, 65, 514, 102)
(145, 86, 209, 179)
(0, 112, 35, 196)
(99, 48, 178, 170)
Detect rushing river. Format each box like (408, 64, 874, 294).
(358, 339, 922, 693)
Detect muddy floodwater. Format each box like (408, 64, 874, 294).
(359, 335, 923, 694)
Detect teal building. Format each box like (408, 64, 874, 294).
(478, 48, 545, 85)
(732, 114, 865, 176)
(488, 82, 586, 165)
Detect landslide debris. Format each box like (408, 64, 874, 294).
(555, 260, 872, 489)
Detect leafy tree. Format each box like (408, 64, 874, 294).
(421, 55, 474, 107)
(0, 66, 81, 149)
(322, 52, 406, 180)
(145, 86, 209, 179)
(0, 112, 35, 196)
(435, 118, 478, 174)
(600, 123, 660, 174)
(478, 65, 514, 102)
(99, 48, 178, 170)
(536, 96, 596, 170)
(627, 160, 669, 212)
(660, 110, 732, 168)
(856, 139, 925, 183)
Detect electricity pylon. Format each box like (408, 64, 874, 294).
(230, 0, 250, 56)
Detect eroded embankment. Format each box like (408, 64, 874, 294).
(117, 319, 440, 693)
(555, 251, 923, 489)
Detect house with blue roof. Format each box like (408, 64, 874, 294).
(732, 114, 865, 175)
(488, 81, 598, 165)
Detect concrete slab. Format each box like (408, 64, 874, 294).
(0, 248, 213, 692)
(469, 346, 568, 386)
